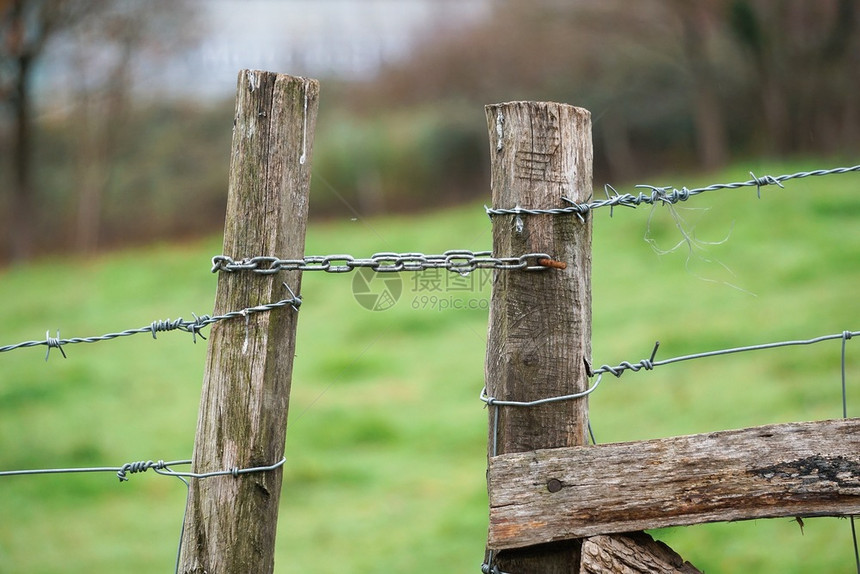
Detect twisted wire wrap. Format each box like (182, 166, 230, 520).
(44, 330, 66, 361)
(597, 358, 655, 378)
(117, 460, 168, 482)
(150, 319, 186, 339)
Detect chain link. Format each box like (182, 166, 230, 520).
(211, 251, 557, 275)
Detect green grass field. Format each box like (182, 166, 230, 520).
(1, 159, 858, 572)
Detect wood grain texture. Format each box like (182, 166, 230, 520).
(483, 101, 592, 572)
(489, 418, 860, 550)
(178, 70, 318, 574)
(581, 533, 702, 574)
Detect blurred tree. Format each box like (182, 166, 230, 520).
(668, 0, 729, 169)
(71, 6, 134, 255)
(727, 0, 790, 154)
(2, 1, 856, 259)
(728, 0, 860, 154)
(67, 0, 195, 254)
(0, 0, 195, 260)
(1, 0, 105, 260)
(361, 0, 705, 180)
(359, 0, 859, 186)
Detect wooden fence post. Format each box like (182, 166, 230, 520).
(484, 101, 593, 572)
(178, 70, 318, 573)
(483, 102, 704, 573)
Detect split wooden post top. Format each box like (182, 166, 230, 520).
(484, 101, 592, 570)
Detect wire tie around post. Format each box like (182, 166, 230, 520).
(560, 195, 590, 222)
(117, 460, 165, 482)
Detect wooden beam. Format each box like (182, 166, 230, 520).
(483, 101, 592, 571)
(488, 418, 860, 550)
(178, 70, 318, 573)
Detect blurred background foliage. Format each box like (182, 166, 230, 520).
(2, 0, 858, 262)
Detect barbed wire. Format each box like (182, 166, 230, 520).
(591, 330, 860, 380)
(481, 330, 858, 407)
(0, 458, 287, 482)
(0, 284, 301, 360)
(485, 164, 860, 221)
(0, 457, 286, 482)
(211, 251, 564, 275)
(1, 455, 287, 574)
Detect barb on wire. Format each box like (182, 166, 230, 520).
(0, 457, 286, 482)
(211, 250, 557, 275)
(485, 164, 860, 219)
(0, 284, 301, 360)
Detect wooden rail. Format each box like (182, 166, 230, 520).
(488, 418, 860, 550)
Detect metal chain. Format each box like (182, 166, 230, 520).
(211, 250, 557, 275)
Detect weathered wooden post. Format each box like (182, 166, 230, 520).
(482, 102, 705, 573)
(483, 101, 593, 572)
(482, 102, 702, 573)
(178, 70, 318, 573)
